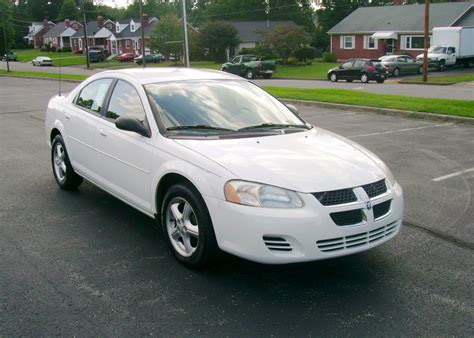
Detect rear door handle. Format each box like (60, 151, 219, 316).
(99, 128, 107, 137)
(64, 112, 70, 120)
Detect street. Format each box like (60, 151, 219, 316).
(2, 60, 474, 100)
(0, 78, 473, 336)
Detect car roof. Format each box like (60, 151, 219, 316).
(97, 68, 243, 85)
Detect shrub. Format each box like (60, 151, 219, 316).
(294, 46, 316, 62)
(286, 56, 297, 65)
(239, 47, 258, 55)
(57, 47, 72, 53)
(322, 52, 337, 63)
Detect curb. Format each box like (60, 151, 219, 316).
(0, 74, 83, 83)
(398, 80, 454, 86)
(280, 98, 474, 125)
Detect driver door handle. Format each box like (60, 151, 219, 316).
(64, 112, 70, 120)
(99, 129, 107, 137)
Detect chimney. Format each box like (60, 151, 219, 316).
(43, 19, 49, 31)
(98, 16, 104, 28)
(65, 19, 70, 28)
(393, 0, 403, 5)
(142, 13, 149, 27)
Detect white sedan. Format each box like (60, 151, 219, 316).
(32, 56, 53, 66)
(45, 68, 403, 268)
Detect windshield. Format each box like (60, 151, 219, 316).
(145, 80, 305, 136)
(428, 46, 447, 54)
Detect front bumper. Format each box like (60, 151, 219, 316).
(205, 182, 403, 264)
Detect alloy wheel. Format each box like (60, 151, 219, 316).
(53, 143, 67, 183)
(165, 197, 200, 258)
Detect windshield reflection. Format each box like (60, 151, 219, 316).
(145, 80, 305, 136)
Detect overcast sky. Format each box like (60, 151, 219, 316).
(93, 0, 132, 8)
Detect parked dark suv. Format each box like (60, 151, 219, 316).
(328, 59, 388, 83)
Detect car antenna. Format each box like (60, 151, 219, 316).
(58, 45, 62, 96)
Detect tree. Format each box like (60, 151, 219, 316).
(198, 21, 239, 63)
(59, 0, 80, 21)
(150, 13, 182, 60)
(0, 0, 14, 55)
(259, 24, 311, 64)
(27, 0, 63, 21)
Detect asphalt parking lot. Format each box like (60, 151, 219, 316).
(1, 77, 473, 336)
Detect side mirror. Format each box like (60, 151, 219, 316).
(115, 115, 150, 137)
(286, 104, 298, 115)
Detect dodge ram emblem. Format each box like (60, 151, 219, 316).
(366, 201, 372, 210)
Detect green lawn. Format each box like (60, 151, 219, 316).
(15, 49, 86, 66)
(263, 87, 474, 118)
(400, 73, 474, 85)
(0, 70, 88, 81)
(274, 62, 339, 80)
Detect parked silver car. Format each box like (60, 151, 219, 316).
(379, 55, 422, 77)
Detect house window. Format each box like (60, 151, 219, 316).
(364, 36, 377, 50)
(126, 40, 130, 49)
(131, 23, 135, 32)
(340, 35, 355, 49)
(106, 23, 112, 30)
(402, 35, 427, 50)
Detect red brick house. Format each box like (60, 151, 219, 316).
(71, 15, 158, 56)
(328, 2, 474, 60)
(42, 19, 82, 49)
(24, 20, 55, 48)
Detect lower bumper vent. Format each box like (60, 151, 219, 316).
(263, 236, 292, 252)
(373, 200, 391, 220)
(330, 209, 364, 226)
(316, 221, 399, 253)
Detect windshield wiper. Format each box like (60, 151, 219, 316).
(238, 123, 309, 131)
(166, 125, 235, 132)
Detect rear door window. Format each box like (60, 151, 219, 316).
(75, 79, 113, 113)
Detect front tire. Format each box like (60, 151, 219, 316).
(51, 135, 83, 190)
(162, 183, 220, 268)
(437, 60, 445, 71)
(393, 68, 400, 77)
(329, 72, 338, 82)
(360, 73, 369, 83)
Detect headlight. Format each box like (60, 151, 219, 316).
(224, 180, 304, 208)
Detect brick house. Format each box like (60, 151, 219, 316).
(328, 2, 474, 60)
(71, 15, 158, 56)
(42, 19, 82, 49)
(24, 20, 55, 48)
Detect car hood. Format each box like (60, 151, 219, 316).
(174, 129, 386, 193)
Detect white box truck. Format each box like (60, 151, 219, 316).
(416, 27, 474, 70)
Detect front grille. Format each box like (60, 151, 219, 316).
(362, 179, 387, 198)
(316, 221, 399, 253)
(263, 236, 292, 252)
(373, 200, 391, 220)
(313, 188, 357, 206)
(330, 209, 364, 226)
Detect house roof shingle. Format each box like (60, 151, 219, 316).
(232, 21, 297, 42)
(328, 2, 474, 34)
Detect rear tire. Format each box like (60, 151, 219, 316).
(51, 135, 83, 190)
(162, 183, 220, 269)
(376, 79, 385, 84)
(245, 69, 255, 79)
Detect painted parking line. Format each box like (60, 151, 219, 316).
(432, 168, 474, 182)
(350, 123, 454, 138)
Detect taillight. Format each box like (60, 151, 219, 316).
(367, 65, 376, 71)
(257, 63, 263, 69)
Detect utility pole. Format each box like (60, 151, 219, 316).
(139, 0, 146, 67)
(2, 11, 10, 72)
(181, 0, 190, 68)
(422, 0, 429, 82)
(81, 0, 90, 68)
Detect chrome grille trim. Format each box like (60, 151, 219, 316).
(316, 221, 399, 253)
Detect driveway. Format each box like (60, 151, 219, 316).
(1, 77, 472, 336)
(2, 60, 473, 100)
